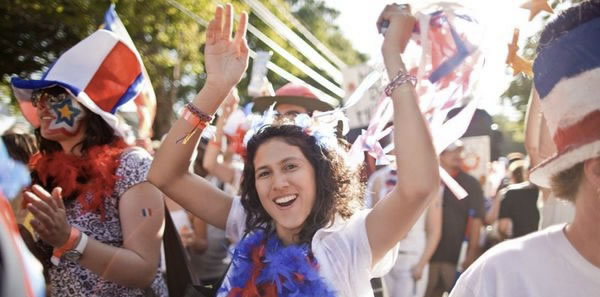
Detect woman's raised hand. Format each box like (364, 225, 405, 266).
(204, 4, 249, 95)
(377, 4, 415, 67)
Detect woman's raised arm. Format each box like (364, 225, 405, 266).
(148, 4, 249, 229)
(367, 4, 440, 265)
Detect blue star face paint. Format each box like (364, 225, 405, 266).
(34, 89, 87, 139)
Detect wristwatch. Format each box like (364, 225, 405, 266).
(63, 232, 88, 262)
(51, 228, 89, 265)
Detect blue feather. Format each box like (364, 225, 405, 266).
(220, 230, 337, 296)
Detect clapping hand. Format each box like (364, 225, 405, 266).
(25, 185, 71, 248)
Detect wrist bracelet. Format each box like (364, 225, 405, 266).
(177, 104, 214, 144)
(184, 103, 213, 123)
(385, 70, 417, 97)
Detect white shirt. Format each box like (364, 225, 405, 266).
(223, 197, 399, 297)
(450, 224, 600, 297)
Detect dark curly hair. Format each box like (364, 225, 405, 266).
(240, 125, 364, 245)
(34, 86, 119, 154)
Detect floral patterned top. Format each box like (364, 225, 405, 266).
(46, 148, 168, 297)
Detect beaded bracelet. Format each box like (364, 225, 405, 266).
(384, 70, 417, 97)
(177, 103, 214, 144)
(184, 103, 213, 123)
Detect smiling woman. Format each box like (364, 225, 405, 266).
(149, 3, 439, 297)
(242, 124, 362, 246)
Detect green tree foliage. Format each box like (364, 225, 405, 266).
(493, 0, 582, 156)
(1, 0, 212, 137)
(241, 0, 366, 100)
(1, 0, 363, 138)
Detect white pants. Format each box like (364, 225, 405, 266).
(384, 252, 429, 297)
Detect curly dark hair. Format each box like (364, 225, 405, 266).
(550, 162, 584, 202)
(34, 86, 119, 154)
(240, 125, 364, 245)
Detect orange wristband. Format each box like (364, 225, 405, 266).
(177, 104, 213, 144)
(52, 227, 81, 259)
(181, 108, 204, 127)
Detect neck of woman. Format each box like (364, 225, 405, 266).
(275, 226, 301, 246)
(59, 136, 85, 156)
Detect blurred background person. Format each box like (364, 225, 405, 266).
(425, 140, 485, 297)
(2, 133, 38, 226)
(451, 2, 600, 295)
(203, 89, 244, 196)
(366, 162, 442, 297)
(189, 138, 231, 288)
(252, 83, 335, 117)
(496, 160, 539, 239)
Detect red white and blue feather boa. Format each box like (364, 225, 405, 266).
(219, 229, 337, 297)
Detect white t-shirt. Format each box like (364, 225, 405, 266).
(222, 197, 399, 297)
(539, 192, 575, 228)
(450, 224, 600, 297)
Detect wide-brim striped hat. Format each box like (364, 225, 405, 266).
(10, 29, 143, 135)
(529, 17, 600, 188)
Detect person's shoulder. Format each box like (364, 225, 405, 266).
(458, 171, 481, 186)
(114, 147, 153, 193)
(477, 226, 562, 267)
(313, 209, 369, 244)
(120, 147, 152, 163)
(452, 225, 568, 296)
(117, 147, 153, 172)
(505, 181, 536, 192)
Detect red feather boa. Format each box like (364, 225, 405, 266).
(28, 140, 128, 219)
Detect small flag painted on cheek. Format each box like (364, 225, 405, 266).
(141, 208, 152, 217)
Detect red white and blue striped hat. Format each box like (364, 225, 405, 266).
(529, 17, 600, 188)
(10, 29, 143, 135)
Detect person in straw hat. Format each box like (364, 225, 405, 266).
(252, 82, 336, 117)
(450, 1, 600, 296)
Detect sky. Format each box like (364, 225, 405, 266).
(323, 0, 384, 61)
(322, 0, 563, 118)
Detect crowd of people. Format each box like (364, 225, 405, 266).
(0, 1, 599, 297)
